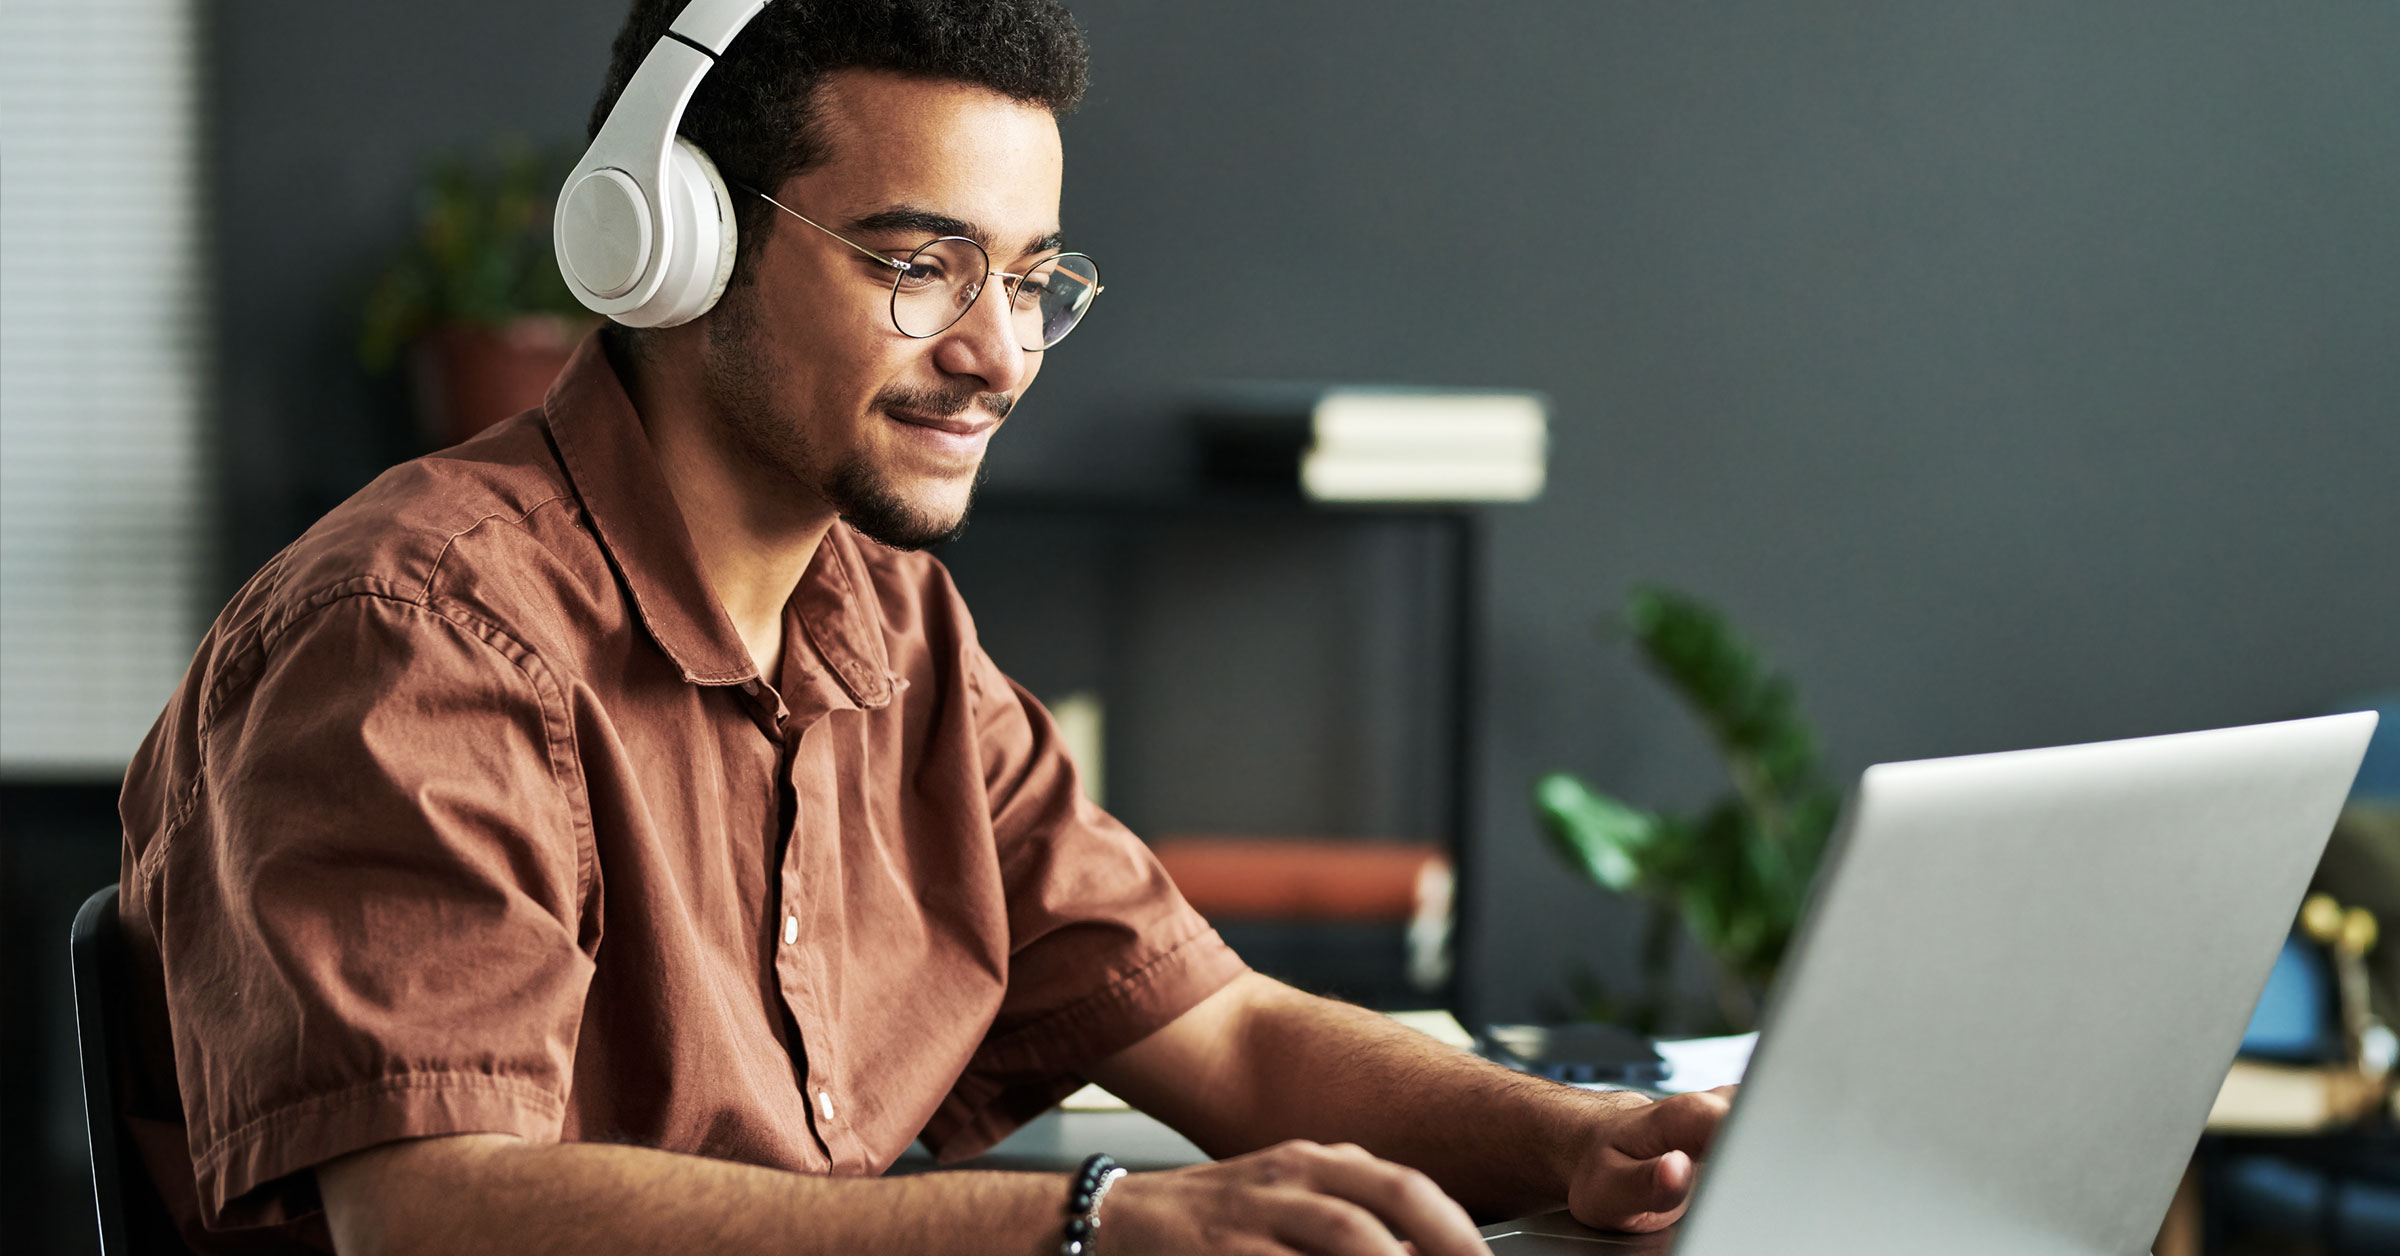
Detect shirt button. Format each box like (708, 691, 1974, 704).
(781, 915, 799, 945)
(816, 1089, 835, 1121)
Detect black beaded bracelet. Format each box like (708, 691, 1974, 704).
(1060, 1152, 1127, 1256)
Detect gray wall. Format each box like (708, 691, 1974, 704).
(208, 0, 2399, 1030)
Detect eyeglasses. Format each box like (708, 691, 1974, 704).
(741, 185, 1103, 351)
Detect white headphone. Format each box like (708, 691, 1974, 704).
(554, 0, 772, 328)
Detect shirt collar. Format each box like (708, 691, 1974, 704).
(544, 332, 892, 709)
(788, 525, 894, 711)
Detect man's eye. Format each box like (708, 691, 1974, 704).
(896, 258, 949, 289)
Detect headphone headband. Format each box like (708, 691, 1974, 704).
(555, 0, 770, 326)
(663, 0, 770, 53)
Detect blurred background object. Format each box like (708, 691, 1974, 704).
(1191, 383, 1550, 503)
(0, 0, 208, 775)
(357, 139, 595, 448)
(1153, 836, 1455, 1007)
(1536, 587, 1839, 1034)
(942, 494, 1478, 1012)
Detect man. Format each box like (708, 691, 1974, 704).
(117, 2, 1730, 1252)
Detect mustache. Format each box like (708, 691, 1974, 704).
(875, 386, 1014, 422)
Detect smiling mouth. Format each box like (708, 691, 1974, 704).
(885, 407, 996, 439)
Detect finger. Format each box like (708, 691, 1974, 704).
(1286, 1146, 1489, 1256)
(1633, 1150, 1694, 1217)
(1608, 1090, 1734, 1162)
(1579, 1149, 1698, 1235)
(1265, 1189, 1410, 1256)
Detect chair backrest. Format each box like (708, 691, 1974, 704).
(71, 884, 189, 1255)
(72, 884, 135, 1254)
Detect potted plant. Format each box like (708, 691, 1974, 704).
(360, 138, 594, 448)
(1534, 586, 1842, 1034)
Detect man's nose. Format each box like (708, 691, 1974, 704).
(931, 276, 1030, 395)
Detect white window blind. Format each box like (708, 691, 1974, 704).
(1, 0, 207, 775)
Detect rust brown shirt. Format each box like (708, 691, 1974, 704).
(116, 336, 1245, 1250)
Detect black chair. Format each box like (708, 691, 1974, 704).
(71, 884, 188, 1255)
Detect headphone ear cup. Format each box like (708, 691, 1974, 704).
(668, 138, 739, 323)
(619, 138, 738, 328)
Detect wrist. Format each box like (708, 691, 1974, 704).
(1058, 1153, 1128, 1255)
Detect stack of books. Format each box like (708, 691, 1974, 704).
(1193, 383, 1549, 503)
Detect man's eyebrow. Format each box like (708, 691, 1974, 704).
(847, 206, 1066, 259)
(848, 206, 982, 244)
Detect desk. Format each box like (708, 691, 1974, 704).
(896, 1083, 2367, 1256)
(889, 1107, 1209, 1175)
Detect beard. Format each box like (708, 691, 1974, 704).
(824, 447, 987, 551)
(698, 282, 1007, 552)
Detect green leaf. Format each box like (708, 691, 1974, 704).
(1625, 586, 1821, 798)
(358, 136, 593, 371)
(1538, 584, 1845, 1026)
(1533, 773, 1660, 893)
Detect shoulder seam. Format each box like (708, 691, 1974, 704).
(153, 588, 596, 907)
(418, 492, 575, 602)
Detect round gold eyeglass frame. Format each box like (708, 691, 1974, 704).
(739, 183, 1103, 351)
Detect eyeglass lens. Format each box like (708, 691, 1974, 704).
(891, 238, 1101, 350)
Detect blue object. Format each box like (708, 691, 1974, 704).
(2241, 934, 2341, 1062)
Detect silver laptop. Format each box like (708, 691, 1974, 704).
(1483, 713, 2379, 1256)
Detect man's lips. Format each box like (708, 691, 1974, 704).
(885, 407, 996, 439)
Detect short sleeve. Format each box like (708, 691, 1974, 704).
(920, 641, 1247, 1160)
(141, 592, 596, 1226)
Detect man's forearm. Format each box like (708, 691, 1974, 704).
(1090, 974, 1645, 1219)
(320, 1133, 1064, 1256)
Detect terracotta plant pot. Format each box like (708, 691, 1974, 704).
(410, 315, 588, 448)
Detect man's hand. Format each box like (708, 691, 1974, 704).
(1103, 1140, 1490, 1256)
(1092, 974, 1740, 1230)
(1563, 1086, 1737, 1233)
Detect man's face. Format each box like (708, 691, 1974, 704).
(698, 69, 1064, 549)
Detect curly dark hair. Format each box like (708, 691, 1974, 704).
(589, 0, 1090, 283)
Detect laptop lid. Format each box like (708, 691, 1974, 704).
(1647, 713, 2377, 1256)
(1487, 715, 2377, 1254)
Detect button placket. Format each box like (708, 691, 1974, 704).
(780, 959, 847, 1166)
(770, 716, 858, 1169)
(806, 724, 872, 1169)
(791, 865, 846, 1165)
(767, 618, 880, 1171)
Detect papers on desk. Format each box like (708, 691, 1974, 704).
(1061, 1083, 1130, 1111)
(1653, 1032, 1757, 1093)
